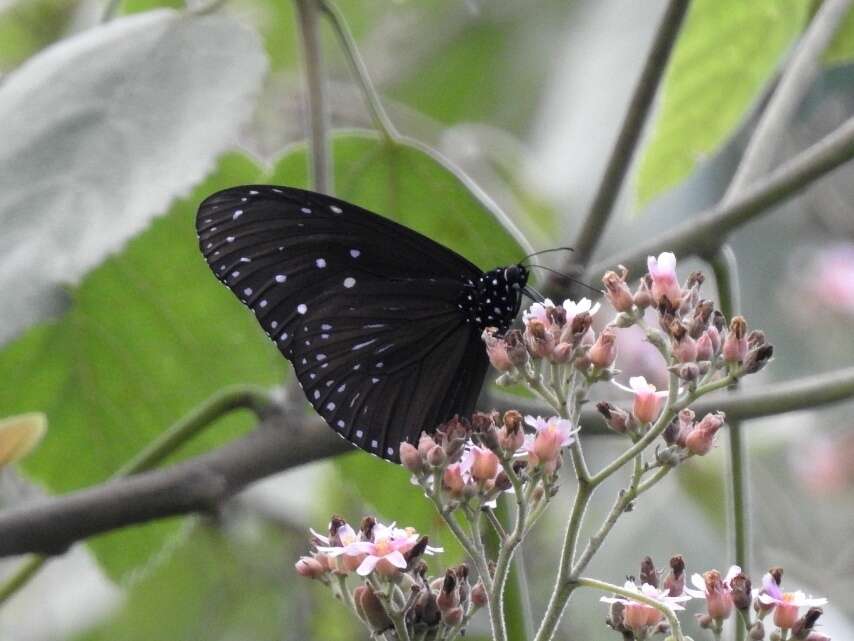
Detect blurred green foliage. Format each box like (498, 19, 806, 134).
(636, 0, 811, 205)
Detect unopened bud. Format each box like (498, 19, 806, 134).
(597, 401, 631, 434)
(696, 613, 714, 628)
(418, 432, 437, 459)
(505, 330, 529, 367)
(640, 556, 658, 588)
(744, 344, 774, 374)
(442, 606, 464, 626)
(551, 341, 573, 363)
(663, 555, 685, 596)
(723, 316, 749, 363)
(696, 332, 714, 361)
(295, 556, 326, 579)
(602, 267, 634, 312)
(749, 621, 766, 640)
(685, 412, 725, 456)
(634, 277, 653, 309)
(415, 590, 441, 627)
(356, 584, 392, 632)
(443, 464, 465, 496)
(471, 580, 488, 608)
(791, 607, 823, 639)
(525, 320, 554, 359)
(400, 442, 424, 474)
(730, 572, 752, 610)
(426, 444, 447, 468)
(589, 326, 618, 368)
(470, 447, 499, 482)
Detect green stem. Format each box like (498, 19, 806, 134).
(113, 385, 272, 477)
(575, 577, 685, 641)
(0, 385, 272, 607)
(294, 0, 332, 193)
(100, 0, 123, 22)
(710, 247, 750, 641)
(586, 113, 854, 281)
(319, 0, 399, 142)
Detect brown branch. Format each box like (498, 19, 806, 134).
(0, 415, 349, 557)
(0, 366, 852, 557)
(586, 114, 854, 281)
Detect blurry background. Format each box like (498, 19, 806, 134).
(0, 0, 853, 639)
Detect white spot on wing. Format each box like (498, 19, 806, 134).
(343, 277, 356, 288)
(350, 249, 361, 258)
(233, 210, 243, 219)
(297, 304, 307, 314)
(316, 258, 327, 268)
(330, 205, 343, 214)
(353, 338, 377, 350)
(275, 274, 287, 283)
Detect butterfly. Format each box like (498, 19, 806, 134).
(196, 186, 531, 462)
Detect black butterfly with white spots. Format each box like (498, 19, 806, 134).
(196, 186, 529, 462)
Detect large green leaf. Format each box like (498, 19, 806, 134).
(635, 0, 810, 205)
(76, 522, 322, 641)
(0, 154, 286, 575)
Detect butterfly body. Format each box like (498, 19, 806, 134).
(196, 186, 527, 462)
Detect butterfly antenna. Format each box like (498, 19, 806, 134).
(527, 264, 604, 296)
(519, 247, 574, 264)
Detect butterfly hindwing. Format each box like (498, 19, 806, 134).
(196, 185, 489, 461)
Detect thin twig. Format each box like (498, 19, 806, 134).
(319, 0, 400, 142)
(568, 0, 691, 270)
(294, 0, 332, 193)
(586, 114, 854, 281)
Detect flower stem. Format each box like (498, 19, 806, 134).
(576, 577, 686, 641)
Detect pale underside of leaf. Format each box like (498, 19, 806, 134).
(0, 9, 268, 345)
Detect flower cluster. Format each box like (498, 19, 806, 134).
(602, 557, 829, 641)
(296, 515, 485, 638)
(400, 410, 574, 513)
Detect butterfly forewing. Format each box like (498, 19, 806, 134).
(196, 186, 491, 461)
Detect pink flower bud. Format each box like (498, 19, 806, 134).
(626, 376, 666, 424)
(624, 602, 662, 632)
(673, 333, 698, 363)
(551, 342, 574, 363)
(482, 328, 514, 371)
(442, 606, 464, 626)
(589, 327, 618, 368)
(356, 584, 393, 632)
(723, 316, 748, 363)
(418, 432, 437, 459)
(400, 442, 423, 473)
(471, 580, 488, 608)
(295, 556, 326, 579)
(603, 267, 634, 312)
(703, 570, 734, 621)
(596, 402, 631, 434)
(497, 414, 525, 453)
(470, 446, 499, 482)
(774, 602, 800, 630)
(427, 444, 447, 467)
(685, 412, 724, 455)
(443, 463, 465, 496)
(525, 320, 554, 359)
(696, 332, 714, 361)
(647, 252, 682, 308)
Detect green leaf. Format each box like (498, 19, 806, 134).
(0, 0, 78, 71)
(824, 6, 854, 66)
(0, 153, 286, 576)
(0, 9, 267, 344)
(76, 522, 322, 641)
(268, 132, 524, 269)
(635, 0, 810, 205)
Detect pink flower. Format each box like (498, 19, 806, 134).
(757, 573, 827, 630)
(685, 566, 740, 621)
(318, 522, 441, 577)
(562, 297, 601, 324)
(684, 412, 725, 456)
(647, 252, 682, 307)
(465, 445, 500, 483)
(615, 376, 668, 424)
(588, 326, 618, 368)
(522, 299, 556, 328)
(482, 328, 514, 371)
(601, 581, 691, 633)
(523, 415, 578, 472)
